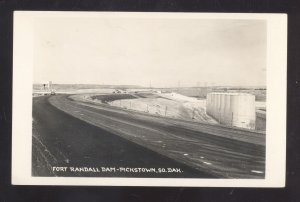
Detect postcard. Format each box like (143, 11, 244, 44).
(12, 11, 287, 186)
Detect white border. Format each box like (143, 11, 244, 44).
(12, 11, 287, 187)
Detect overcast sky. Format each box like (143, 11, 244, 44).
(33, 17, 266, 87)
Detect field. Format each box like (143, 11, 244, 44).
(91, 94, 137, 103)
(33, 84, 266, 101)
(33, 84, 143, 91)
(159, 87, 266, 102)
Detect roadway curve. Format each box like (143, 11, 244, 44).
(32, 94, 265, 178)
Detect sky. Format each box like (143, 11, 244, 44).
(33, 16, 267, 87)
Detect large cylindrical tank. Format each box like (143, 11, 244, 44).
(47, 81, 52, 90)
(206, 93, 256, 130)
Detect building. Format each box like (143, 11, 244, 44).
(206, 92, 256, 130)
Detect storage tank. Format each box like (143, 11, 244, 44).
(48, 81, 52, 90)
(206, 92, 256, 130)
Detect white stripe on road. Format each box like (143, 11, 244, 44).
(251, 170, 264, 174)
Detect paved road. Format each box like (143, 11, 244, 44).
(32, 96, 215, 177)
(33, 94, 265, 178)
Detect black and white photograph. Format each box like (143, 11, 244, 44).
(12, 12, 287, 186)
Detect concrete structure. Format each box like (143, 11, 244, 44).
(48, 81, 52, 90)
(206, 92, 256, 130)
(34, 81, 55, 96)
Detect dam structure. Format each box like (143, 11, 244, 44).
(206, 92, 256, 130)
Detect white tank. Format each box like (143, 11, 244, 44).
(48, 81, 52, 90)
(206, 92, 256, 130)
